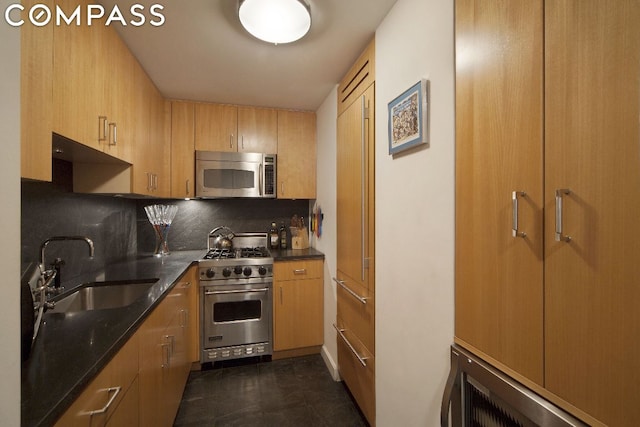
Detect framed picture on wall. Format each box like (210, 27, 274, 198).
(388, 79, 429, 155)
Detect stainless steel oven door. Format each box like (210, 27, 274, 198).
(202, 281, 272, 350)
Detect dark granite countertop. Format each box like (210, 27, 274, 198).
(21, 250, 205, 427)
(270, 247, 325, 261)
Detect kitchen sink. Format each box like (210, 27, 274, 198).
(48, 279, 158, 313)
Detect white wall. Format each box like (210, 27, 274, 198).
(375, 0, 455, 425)
(311, 87, 340, 379)
(0, 0, 22, 423)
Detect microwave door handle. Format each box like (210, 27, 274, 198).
(259, 163, 263, 196)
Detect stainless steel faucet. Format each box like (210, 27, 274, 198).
(40, 236, 95, 269)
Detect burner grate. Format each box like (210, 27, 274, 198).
(203, 249, 236, 260)
(240, 247, 270, 258)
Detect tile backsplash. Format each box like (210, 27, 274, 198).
(21, 160, 309, 283)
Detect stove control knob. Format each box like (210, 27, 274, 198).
(206, 268, 215, 279)
(243, 267, 252, 277)
(234, 266, 243, 275)
(258, 266, 267, 276)
(222, 267, 232, 277)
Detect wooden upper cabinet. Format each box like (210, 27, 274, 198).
(171, 101, 196, 198)
(101, 28, 134, 164)
(277, 110, 317, 199)
(237, 106, 278, 153)
(52, 0, 133, 163)
(53, 0, 107, 152)
(194, 103, 237, 152)
(454, 0, 544, 386)
(543, 2, 640, 425)
(21, 0, 53, 181)
(195, 104, 278, 154)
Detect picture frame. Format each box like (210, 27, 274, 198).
(388, 79, 429, 155)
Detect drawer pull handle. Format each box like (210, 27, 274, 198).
(333, 277, 368, 304)
(83, 386, 121, 416)
(293, 269, 307, 275)
(333, 324, 368, 367)
(205, 288, 269, 295)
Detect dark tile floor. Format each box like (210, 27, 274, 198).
(173, 354, 368, 427)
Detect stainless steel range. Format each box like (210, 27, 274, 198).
(199, 231, 273, 363)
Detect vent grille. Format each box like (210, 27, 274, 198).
(264, 164, 275, 196)
(469, 381, 529, 427)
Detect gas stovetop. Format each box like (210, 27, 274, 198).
(199, 231, 273, 281)
(203, 246, 271, 260)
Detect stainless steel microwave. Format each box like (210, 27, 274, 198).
(195, 151, 276, 198)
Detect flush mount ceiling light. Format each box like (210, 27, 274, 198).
(238, 0, 311, 44)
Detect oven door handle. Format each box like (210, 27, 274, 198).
(204, 287, 269, 295)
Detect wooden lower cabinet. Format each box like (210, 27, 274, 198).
(54, 334, 139, 427)
(336, 328, 375, 424)
(139, 272, 194, 427)
(273, 259, 323, 353)
(336, 280, 374, 354)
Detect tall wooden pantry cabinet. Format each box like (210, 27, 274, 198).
(455, 1, 640, 426)
(335, 38, 376, 426)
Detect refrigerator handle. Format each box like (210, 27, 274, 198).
(441, 347, 461, 427)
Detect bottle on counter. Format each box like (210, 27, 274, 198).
(269, 222, 279, 249)
(279, 222, 287, 249)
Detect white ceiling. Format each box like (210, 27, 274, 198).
(98, 0, 398, 111)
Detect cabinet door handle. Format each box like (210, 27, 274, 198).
(511, 191, 527, 238)
(281, 183, 285, 196)
(108, 122, 117, 146)
(98, 116, 108, 142)
(180, 309, 188, 328)
(555, 189, 572, 242)
(361, 95, 367, 281)
(333, 324, 368, 367)
(293, 269, 306, 275)
(280, 286, 283, 304)
(241, 135, 245, 150)
(82, 386, 121, 416)
(333, 277, 368, 304)
(161, 342, 170, 368)
(186, 179, 190, 196)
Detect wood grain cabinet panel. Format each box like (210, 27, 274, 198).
(21, 0, 53, 182)
(277, 110, 317, 199)
(170, 101, 196, 198)
(54, 334, 139, 427)
(139, 269, 195, 427)
(543, 2, 640, 425)
(455, 1, 640, 425)
(454, 0, 544, 386)
(195, 103, 238, 152)
(237, 106, 278, 154)
(273, 260, 324, 351)
(335, 37, 376, 427)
